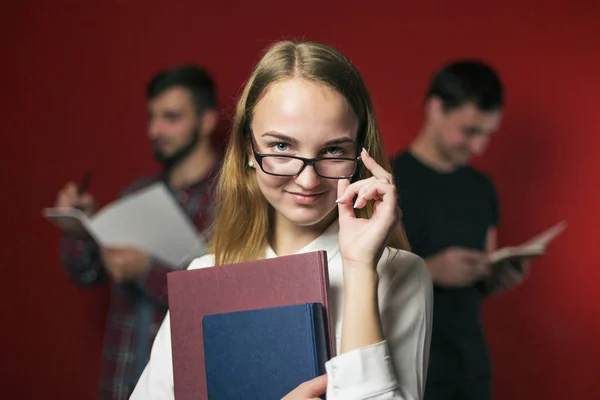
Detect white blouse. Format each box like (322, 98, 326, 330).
(130, 221, 433, 400)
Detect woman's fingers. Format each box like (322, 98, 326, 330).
(337, 179, 355, 220)
(336, 148, 395, 204)
(338, 178, 397, 209)
(336, 177, 377, 204)
(360, 148, 393, 183)
(353, 181, 397, 212)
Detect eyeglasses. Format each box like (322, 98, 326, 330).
(250, 139, 361, 179)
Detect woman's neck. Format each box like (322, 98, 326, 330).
(270, 210, 337, 256)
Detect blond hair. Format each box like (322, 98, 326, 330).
(210, 40, 410, 265)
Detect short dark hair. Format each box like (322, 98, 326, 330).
(146, 65, 217, 114)
(426, 59, 504, 112)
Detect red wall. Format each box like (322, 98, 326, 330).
(2, 1, 599, 398)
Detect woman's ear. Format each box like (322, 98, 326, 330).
(247, 153, 256, 168)
(245, 136, 256, 169)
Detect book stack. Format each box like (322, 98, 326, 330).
(167, 250, 334, 400)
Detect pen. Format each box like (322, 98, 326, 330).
(77, 170, 93, 196)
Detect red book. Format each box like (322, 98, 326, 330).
(167, 250, 333, 400)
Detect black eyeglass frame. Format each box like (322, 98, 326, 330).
(250, 138, 361, 180)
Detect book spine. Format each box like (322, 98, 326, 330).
(309, 303, 329, 376)
(318, 251, 336, 357)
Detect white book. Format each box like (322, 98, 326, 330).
(490, 220, 567, 264)
(42, 182, 206, 266)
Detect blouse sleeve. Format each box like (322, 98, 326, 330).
(130, 311, 175, 399)
(325, 250, 433, 400)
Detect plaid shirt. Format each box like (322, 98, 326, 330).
(60, 164, 220, 400)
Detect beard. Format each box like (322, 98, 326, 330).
(153, 128, 200, 171)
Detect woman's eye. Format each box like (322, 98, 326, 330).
(273, 142, 289, 152)
(325, 146, 345, 156)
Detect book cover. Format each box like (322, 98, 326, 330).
(203, 303, 329, 400)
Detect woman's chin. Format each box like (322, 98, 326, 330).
(276, 205, 338, 228)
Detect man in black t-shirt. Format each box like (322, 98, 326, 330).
(391, 60, 530, 400)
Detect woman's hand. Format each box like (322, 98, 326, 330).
(282, 375, 327, 400)
(336, 148, 399, 269)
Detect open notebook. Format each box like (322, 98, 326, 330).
(491, 220, 567, 264)
(42, 182, 205, 265)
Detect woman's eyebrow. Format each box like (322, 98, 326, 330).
(261, 132, 298, 145)
(323, 137, 354, 146)
(261, 132, 355, 146)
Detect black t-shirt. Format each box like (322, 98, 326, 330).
(391, 150, 500, 383)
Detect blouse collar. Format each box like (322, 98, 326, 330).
(265, 219, 340, 263)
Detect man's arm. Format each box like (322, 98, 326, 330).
(425, 247, 490, 288)
(55, 181, 108, 288)
(97, 245, 182, 309)
(136, 257, 178, 309)
(60, 233, 109, 288)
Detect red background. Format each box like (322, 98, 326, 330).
(2, 1, 599, 399)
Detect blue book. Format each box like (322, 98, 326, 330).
(202, 303, 330, 400)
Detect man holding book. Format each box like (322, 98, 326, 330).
(390, 60, 529, 400)
(53, 65, 222, 400)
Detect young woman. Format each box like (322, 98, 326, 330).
(131, 40, 433, 400)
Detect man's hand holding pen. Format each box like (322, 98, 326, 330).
(57, 170, 95, 212)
